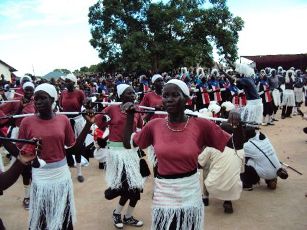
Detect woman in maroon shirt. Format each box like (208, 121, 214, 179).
(0, 81, 35, 209)
(59, 73, 86, 182)
(123, 79, 241, 230)
(95, 84, 144, 229)
(139, 74, 166, 122)
(2, 83, 93, 230)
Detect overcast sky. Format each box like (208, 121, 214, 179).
(0, 0, 306, 76)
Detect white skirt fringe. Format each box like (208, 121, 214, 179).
(240, 98, 263, 124)
(0, 151, 4, 173)
(29, 160, 76, 230)
(71, 115, 86, 137)
(272, 89, 281, 106)
(152, 173, 204, 230)
(294, 87, 304, 103)
(94, 145, 109, 163)
(281, 89, 295, 107)
(106, 144, 143, 190)
(147, 145, 157, 167)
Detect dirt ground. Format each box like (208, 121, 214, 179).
(1, 109, 307, 230)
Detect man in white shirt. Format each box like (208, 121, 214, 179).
(241, 130, 281, 190)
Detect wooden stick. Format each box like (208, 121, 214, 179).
(0, 111, 106, 120)
(0, 136, 37, 145)
(0, 100, 20, 103)
(93, 102, 122, 106)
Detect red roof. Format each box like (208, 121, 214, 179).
(241, 53, 307, 70)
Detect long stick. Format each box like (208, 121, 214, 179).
(135, 110, 257, 125)
(134, 110, 227, 122)
(0, 136, 37, 145)
(0, 111, 106, 120)
(280, 162, 303, 175)
(93, 102, 122, 106)
(0, 100, 20, 103)
(93, 102, 157, 111)
(138, 105, 156, 110)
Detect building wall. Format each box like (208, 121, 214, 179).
(0, 63, 12, 82)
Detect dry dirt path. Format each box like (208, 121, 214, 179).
(1, 110, 307, 230)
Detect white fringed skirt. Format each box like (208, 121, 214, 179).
(272, 89, 281, 106)
(281, 89, 295, 107)
(29, 159, 76, 230)
(294, 87, 304, 103)
(106, 142, 143, 190)
(152, 172, 204, 230)
(240, 98, 263, 124)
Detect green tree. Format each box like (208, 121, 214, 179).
(88, 0, 243, 72)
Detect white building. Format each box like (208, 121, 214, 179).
(0, 59, 17, 82)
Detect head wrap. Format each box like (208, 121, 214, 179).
(196, 67, 204, 76)
(211, 68, 219, 76)
(22, 82, 35, 90)
(20, 75, 32, 84)
(34, 83, 58, 110)
(151, 74, 163, 84)
(117, 84, 130, 98)
(235, 63, 255, 77)
(165, 79, 190, 97)
(208, 101, 221, 114)
(65, 73, 77, 83)
(285, 70, 295, 83)
(221, 101, 235, 112)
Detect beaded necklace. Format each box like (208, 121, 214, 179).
(165, 116, 190, 132)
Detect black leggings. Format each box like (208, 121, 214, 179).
(36, 205, 73, 230)
(22, 165, 32, 185)
(66, 118, 86, 166)
(0, 218, 5, 230)
(119, 195, 138, 207)
(281, 106, 293, 117)
(155, 211, 196, 230)
(240, 165, 260, 186)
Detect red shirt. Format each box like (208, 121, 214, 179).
(0, 100, 35, 127)
(140, 91, 166, 120)
(13, 87, 24, 99)
(133, 117, 230, 175)
(18, 115, 75, 163)
(59, 89, 85, 112)
(95, 105, 142, 142)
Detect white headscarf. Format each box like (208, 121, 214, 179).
(208, 101, 221, 114)
(65, 73, 77, 83)
(117, 84, 130, 98)
(165, 79, 190, 97)
(34, 83, 58, 109)
(151, 74, 163, 84)
(235, 63, 255, 77)
(221, 101, 235, 112)
(22, 82, 35, 90)
(20, 75, 32, 84)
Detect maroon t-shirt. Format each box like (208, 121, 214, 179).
(95, 105, 142, 142)
(133, 117, 231, 175)
(13, 87, 24, 99)
(0, 100, 35, 127)
(139, 91, 166, 120)
(18, 115, 75, 163)
(59, 89, 85, 112)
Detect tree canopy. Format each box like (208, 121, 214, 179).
(88, 0, 244, 72)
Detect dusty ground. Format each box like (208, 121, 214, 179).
(1, 109, 307, 230)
